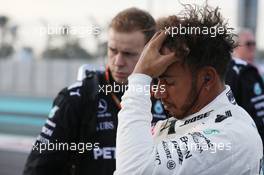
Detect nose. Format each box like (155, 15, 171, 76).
(154, 80, 167, 99)
(114, 53, 125, 67)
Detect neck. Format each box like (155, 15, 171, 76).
(193, 82, 225, 113)
(233, 53, 253, 64)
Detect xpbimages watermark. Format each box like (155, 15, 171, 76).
(170, 140, 232, 154)
(32, 140, 100, 154)
(98, 82, 165, 95)
(39, 24, 101, 38)
(164, 24, 233, 37)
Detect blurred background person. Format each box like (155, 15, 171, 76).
(23, 7, 166, 175)
(233, 28, 256, 65)
(225, 29, 264, 149)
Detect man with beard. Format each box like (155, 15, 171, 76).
(23, 8, 166, 175)
(115, 5, 263, 175)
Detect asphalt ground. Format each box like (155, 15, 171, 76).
(0, 150, 29, 175)
(0, 96, 52, 175)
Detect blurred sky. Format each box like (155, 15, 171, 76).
(0, 0, 263, 55)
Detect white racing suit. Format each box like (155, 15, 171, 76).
(115, 74, 263, 175)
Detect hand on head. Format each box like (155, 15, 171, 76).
(133, 31, 176, 78)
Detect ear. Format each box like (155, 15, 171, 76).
(198, 67, 218, 91)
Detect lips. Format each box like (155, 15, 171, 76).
(114, 72, 127, 78)
(164, 105, 173, 112)
(163, 103, 172, 110)
(162, 101, 175, 111)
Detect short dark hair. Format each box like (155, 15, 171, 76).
(110, 7, 156, 43)
(157, 4, 235, 81)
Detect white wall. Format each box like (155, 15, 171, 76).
(0, 58, 104, 97)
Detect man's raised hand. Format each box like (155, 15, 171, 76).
(133, 31, 175, 78)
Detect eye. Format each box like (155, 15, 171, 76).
(159, 78, 175, 86)
(123, 52, 131, 56)
(109, 47, 117, 54)
(165, 79, 175, 86)
(123, 52, 138, 58)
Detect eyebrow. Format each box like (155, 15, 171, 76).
(108, 46, 138, 53)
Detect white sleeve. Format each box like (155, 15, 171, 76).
(115, 73, 154, 174)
